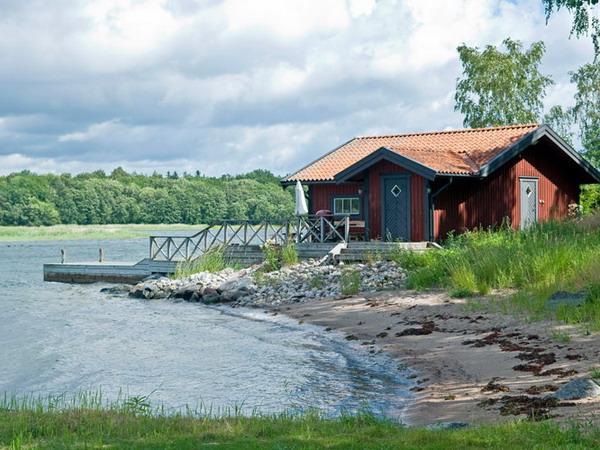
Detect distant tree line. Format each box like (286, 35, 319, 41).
(0, 168, 294, 226)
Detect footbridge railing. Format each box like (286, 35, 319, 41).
(149, 216, 350, 262)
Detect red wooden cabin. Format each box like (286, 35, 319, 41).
(282, 124, 600, 241)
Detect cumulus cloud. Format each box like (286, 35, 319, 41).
(0, 0, 595, 176)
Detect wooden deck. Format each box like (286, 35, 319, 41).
(43, 218, 438, 284)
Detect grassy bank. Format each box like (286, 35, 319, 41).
(0, 224, 203, 242)
(392, 216, 600, 331)
(0, 401, 598, 449)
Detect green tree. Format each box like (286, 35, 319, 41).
(571, 61, 600, 165)
(543, 0, 600, 59)
(455, 38, 553, 128)
(543, 105, 575, 144)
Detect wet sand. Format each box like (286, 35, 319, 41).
(272, 290, 600, 426)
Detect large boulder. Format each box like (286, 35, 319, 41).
(172, 284, 201, 301)
(200, 287, 222, 304)
(129, 283, 161, 299)
(217, 276, 256, 303)
(550, 378, 600, 400)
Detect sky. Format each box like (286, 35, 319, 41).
(0, 0, 595, 177)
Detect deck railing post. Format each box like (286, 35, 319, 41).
(344, 216, 350, 242)
(243, 222, 248, 245)
(223, 222, 227, 246)
(149, 238, 154, 259)
(61, 249, 65, 264)
(99, 248, 104, 263)
(320, 216, 325, 243)
(167, 239, 172, 261)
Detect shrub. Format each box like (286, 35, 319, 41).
(262, 242, 282, 272)
(340, 268, 360, 296)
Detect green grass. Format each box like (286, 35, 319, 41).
(589, 368, 600, 380)
(173, 247, 229, 278)
(280, 242, 299, 266)
(0, 224, 203, 242)
(261, 242, 298, 273)
(550, 331, 572, 343)
(340, 268, 360, 296)
(0, 395, 598, 450)
(310, 274, 325, 289)
(390, 217, 600, 331)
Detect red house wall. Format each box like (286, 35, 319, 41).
(433, 143, 580, 240)
(309, 161, 426, 241)
(310, 182, 362, 213)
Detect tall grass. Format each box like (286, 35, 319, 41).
(391, 218, 600, 330)
(340, 268, 361, 295)
(173, 247, 227, 278)
(1, 393, 597, 449)
(261, 242, 298, 272)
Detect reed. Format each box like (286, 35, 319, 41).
(173, 247, 227, 278)
(390, 216, 600, 330)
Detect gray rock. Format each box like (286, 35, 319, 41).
(426, 422, 469, 430)
(128, 283, 145, 298)
(550, 378, 600, 400)
(201, 293, 222, 304)
(100, 285, 130, 295)
(546, 291, 588, 310)
(218, 276, 255, 293)
(172, 284, 200, 301)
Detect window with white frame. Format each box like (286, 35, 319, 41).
(333, 197, 360, 215)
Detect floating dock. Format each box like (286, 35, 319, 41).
(43, 259, 177, 284)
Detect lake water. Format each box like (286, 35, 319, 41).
(0, 238, 413, 419)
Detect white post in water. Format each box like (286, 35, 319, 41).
(99, 248, 104, 263)
(61, 249, 65, 264)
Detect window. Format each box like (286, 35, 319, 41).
(333, 197, 360, 215)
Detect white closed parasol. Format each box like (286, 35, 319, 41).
(294, 180, 308, 216)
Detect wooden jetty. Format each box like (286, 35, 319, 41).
(43, 216, 435, 284)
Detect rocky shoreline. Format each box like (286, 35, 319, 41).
(128, 259, 408, 307)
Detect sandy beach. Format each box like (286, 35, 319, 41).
(272, 290, 600, 426)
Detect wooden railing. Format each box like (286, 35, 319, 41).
(294, 215, 350, 244)
(149, 216, 350, 261)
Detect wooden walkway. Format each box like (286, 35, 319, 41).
(43, 242, 435, 284)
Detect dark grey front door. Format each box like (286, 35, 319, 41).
(520, 178, 538, 230)
(382, 175, 410, 241)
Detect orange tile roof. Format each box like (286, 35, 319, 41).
(285, 124, 539, 181)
